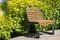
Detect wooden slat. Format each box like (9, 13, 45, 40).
(29, 20, 54, 25)
(27, 8, 43, 21)
(27, 8, 40, 11)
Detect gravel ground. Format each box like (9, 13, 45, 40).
(11, 30, 60, 40)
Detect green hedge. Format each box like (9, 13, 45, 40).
(0, 0, 60, 40)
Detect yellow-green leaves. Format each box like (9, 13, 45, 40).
(0, 0, 60, 40)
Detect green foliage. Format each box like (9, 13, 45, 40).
(0, 0, 60, 40)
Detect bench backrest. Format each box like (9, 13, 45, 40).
(26, 8, 43, 22)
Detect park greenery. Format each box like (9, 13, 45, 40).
(0, 0, 60, 40)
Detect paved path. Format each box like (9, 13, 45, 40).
(11, 30, 60, 40)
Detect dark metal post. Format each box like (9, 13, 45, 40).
(52, 24, 55, 34)
(38, 23, 40, 38)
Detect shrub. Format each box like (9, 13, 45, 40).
(0, 0, 60, 40)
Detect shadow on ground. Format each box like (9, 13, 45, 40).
(11, 31, 54, 39)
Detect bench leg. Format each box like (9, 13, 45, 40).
(52, 24, 55, 35)
(34, 23, 40, 38)
(36, 23, 40, 38)
(38, 23, 40, 38)
(27, 22, 30, 34)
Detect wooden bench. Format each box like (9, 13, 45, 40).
(26, 8, 54, 38)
